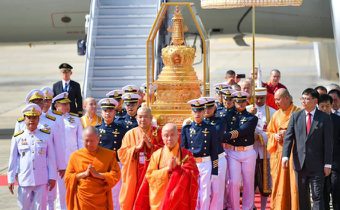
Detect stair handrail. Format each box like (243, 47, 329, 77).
(83, 0, 98, 98)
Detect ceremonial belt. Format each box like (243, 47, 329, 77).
(194, 156, 211, 163)
(222, 144, 253, 152)
(218, 152, 226, 158)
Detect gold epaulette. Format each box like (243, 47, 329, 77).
(13, 130, 24, 137)
(17, 116, 24, 122)
(46, 114, 56, 121)
(52, 110, 62, 116)
(70, 112, 78, 117)
(40, 128, 51, 134)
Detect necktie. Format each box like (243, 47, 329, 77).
(64, 83, 69, 92)
(306, 112, 312, 135)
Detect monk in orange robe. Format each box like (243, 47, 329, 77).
(134, 123, 199, 210)
(65, 126, 121, 210)
(118, 107, 163, 210)
(267, 88, 299, 210)
(81, 97, 102, 127)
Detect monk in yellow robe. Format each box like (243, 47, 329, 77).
(133, 123, 199, 210)
(65, 126, 121, 210)
(81, 97, 102, 127)
(118, 107, 163, 210)
(267, 88, 299, 210)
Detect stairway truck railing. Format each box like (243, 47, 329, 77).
(83, 0, 99, 98)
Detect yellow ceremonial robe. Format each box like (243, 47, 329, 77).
(65, 147, 121, 210)
(118, 127, 163, 210)
(146, 143, 180, 210)
(80, 114, 102, 128)
(267, 104, 300, 210)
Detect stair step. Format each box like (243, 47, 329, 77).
(95, 35, 148, 46)
(93, 55, 146, 66)
(95, 45, 146, 56)
(97, 15, 156, 25)
(98, 5, 157, 15)
(93, 65, 146, 77)
(92, 76, 146, 87)
(98, 0, 158, 6)
(96, 25, 151, 36)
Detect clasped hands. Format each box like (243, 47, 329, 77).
(135, 135, 153, 153)
(77, 164, 104, 180)
(167, 157, 178, 174)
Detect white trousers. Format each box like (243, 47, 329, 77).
(47, 180, 57, 210)
(196, 160, 212, 210)
(227, 149, 256, 210)
(18, 184, 48, 210)
(55, 176, 66, 210)
(112, 162, 122, 210)
(210, 153, 227, 210)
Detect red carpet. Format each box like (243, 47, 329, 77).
(1, 175, 270, 209)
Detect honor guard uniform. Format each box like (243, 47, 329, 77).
(106, 89, 127, 118)
(8, 104, 57, 210)
(114, 93, 140, 130)
(181, 98, 219, 210)
(214, 83, 231, 112)
(216, 88, 236, 118)
(246, 87, 276, 210)
(96, 98, 126, 210)
(52, 92, 83, 210)
(96, 98, 126, 152)
(223, 91, 258, 210)
(201, 97, 228, 210)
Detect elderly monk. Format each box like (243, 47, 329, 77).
(118, 107, 163, 210)
(266, 88, 299, 210)
(65, 126, 121, 210)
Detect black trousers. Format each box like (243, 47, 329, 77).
(296, 170, 325, 210)
(324, 171, 340, 210)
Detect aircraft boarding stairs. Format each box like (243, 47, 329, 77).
(83, 0, 161, 99)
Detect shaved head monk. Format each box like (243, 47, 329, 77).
(134, 123, 199, 210)
(118, 107, 163, 210)
(266, 88, 299, 210)
(64, 126, 121, 210)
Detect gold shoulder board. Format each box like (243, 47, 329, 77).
(69, 112, 78, 117)
(13, 130, 24, 137)
(52, 110, 62, 116)
(40, 128, 51, 134)
(46, 114, 56, 121)
(17, 117, 24, 122)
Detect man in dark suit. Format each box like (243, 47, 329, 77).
(318, 94, 340, 210)
(53, 63, 83, 116)
(282, 88, 333, 210)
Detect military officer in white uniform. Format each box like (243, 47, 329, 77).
(8, 103, 57, 210)
(14, 89, 66, 209)
(246, 87, 275, 210)
(41, 87, 67, 210)
(53, 92, 83, 210)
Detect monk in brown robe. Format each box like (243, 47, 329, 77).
(118, 107, 163, 210)
(267, 88, 299, 210)
(134, 123, 199, 210)
(65, 126, 121, 210)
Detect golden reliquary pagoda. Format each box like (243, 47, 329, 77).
(151, 7, 202, 128)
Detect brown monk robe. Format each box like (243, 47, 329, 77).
(65, 126, 120, 210)
(118, 107, 163, 210)
(266, 88, 299, 210)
